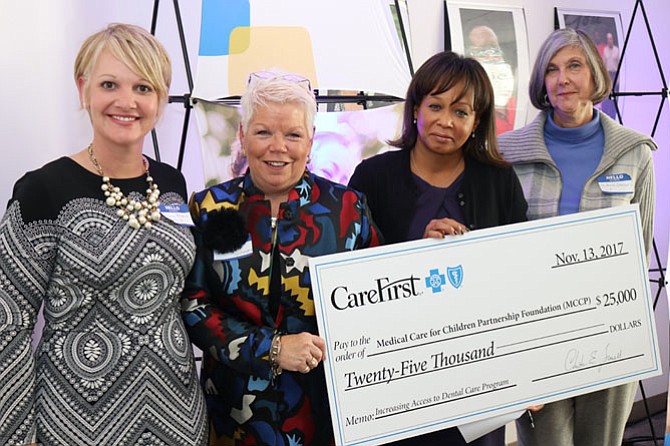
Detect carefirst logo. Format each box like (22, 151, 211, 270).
(330, 276, 421, 310)
(425, 265, 464, 294)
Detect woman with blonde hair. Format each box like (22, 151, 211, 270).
(0, 23, 207, 445)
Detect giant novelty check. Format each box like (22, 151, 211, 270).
(309, 204, 661, 446)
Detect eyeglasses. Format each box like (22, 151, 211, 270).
(247, 70, 312, 92)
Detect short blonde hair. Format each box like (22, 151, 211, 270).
(74, 23, 171, 105)
(240, 70, 316, 138)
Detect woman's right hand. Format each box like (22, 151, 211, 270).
(423, 218, 468, 239)
(276, 332, 327, 374)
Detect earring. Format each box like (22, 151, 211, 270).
(543, 93, 549, 105)
(413, 118, 417, 125)
(241, 149, 247, 157)
(471, 132, 476, 139)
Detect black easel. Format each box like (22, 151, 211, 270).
(147, 0, 194, 170)
(611, 1, 668, 445)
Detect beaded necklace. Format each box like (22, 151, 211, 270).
(87, 144, 161, 229)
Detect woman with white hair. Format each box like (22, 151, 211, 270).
(182, 70, 381, 445)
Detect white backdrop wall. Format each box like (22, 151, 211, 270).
(1, 0, 668, 414)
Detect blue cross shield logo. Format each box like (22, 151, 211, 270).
(425, 268, 446, 293)
(447, 265, 463, 289)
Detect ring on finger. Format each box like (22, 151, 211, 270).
(302, 366, 311, 374)
(311, 357, 318, 367)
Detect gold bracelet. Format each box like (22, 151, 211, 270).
(270, 334, 282, 379)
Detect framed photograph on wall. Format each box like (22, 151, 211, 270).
(445, 2, 530, 134)
(388, 0, 412, 59)
(555, 8, 625, 119)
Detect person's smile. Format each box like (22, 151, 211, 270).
(81, 48, 160, 148)
(109, 114, 140, 123)
(264, 159, 292, 169)
(241, 102, 312, 201)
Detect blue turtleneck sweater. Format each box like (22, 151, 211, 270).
(544, 109, 604, 215)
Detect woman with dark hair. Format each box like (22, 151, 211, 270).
(499, 28, 655, 446)
(348, 51, 527, 445)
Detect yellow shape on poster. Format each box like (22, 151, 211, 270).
(228, 26, 318, 96)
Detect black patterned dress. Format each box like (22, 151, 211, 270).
(0, 157, 208, 446)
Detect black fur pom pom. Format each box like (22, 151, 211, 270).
(202, 208, 249, 253)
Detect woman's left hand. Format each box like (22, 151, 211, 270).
(277, 332, 327, 374)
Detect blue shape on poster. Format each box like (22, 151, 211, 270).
(199, 0, 250, 56)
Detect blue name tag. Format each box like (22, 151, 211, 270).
(159, 203, 194, 226)
(597, 173, 633, 194)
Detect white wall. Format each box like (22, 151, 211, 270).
(1, 0, 668, 423)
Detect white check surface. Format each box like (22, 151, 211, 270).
(309, 204, 660, 445)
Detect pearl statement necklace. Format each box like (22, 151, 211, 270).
(87, 144, 161, 229)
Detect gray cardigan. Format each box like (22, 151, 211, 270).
(499, 110, 656, 257)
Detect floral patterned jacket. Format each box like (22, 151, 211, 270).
(182, 171, 381, 446)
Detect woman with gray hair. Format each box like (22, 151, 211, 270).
(499, 28, 656, 446)
(182, 70, 381, 445)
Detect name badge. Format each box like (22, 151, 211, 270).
(597, 173, 633, 194)
(214, 236, 253, 261)
(159, 204, 194, 226)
